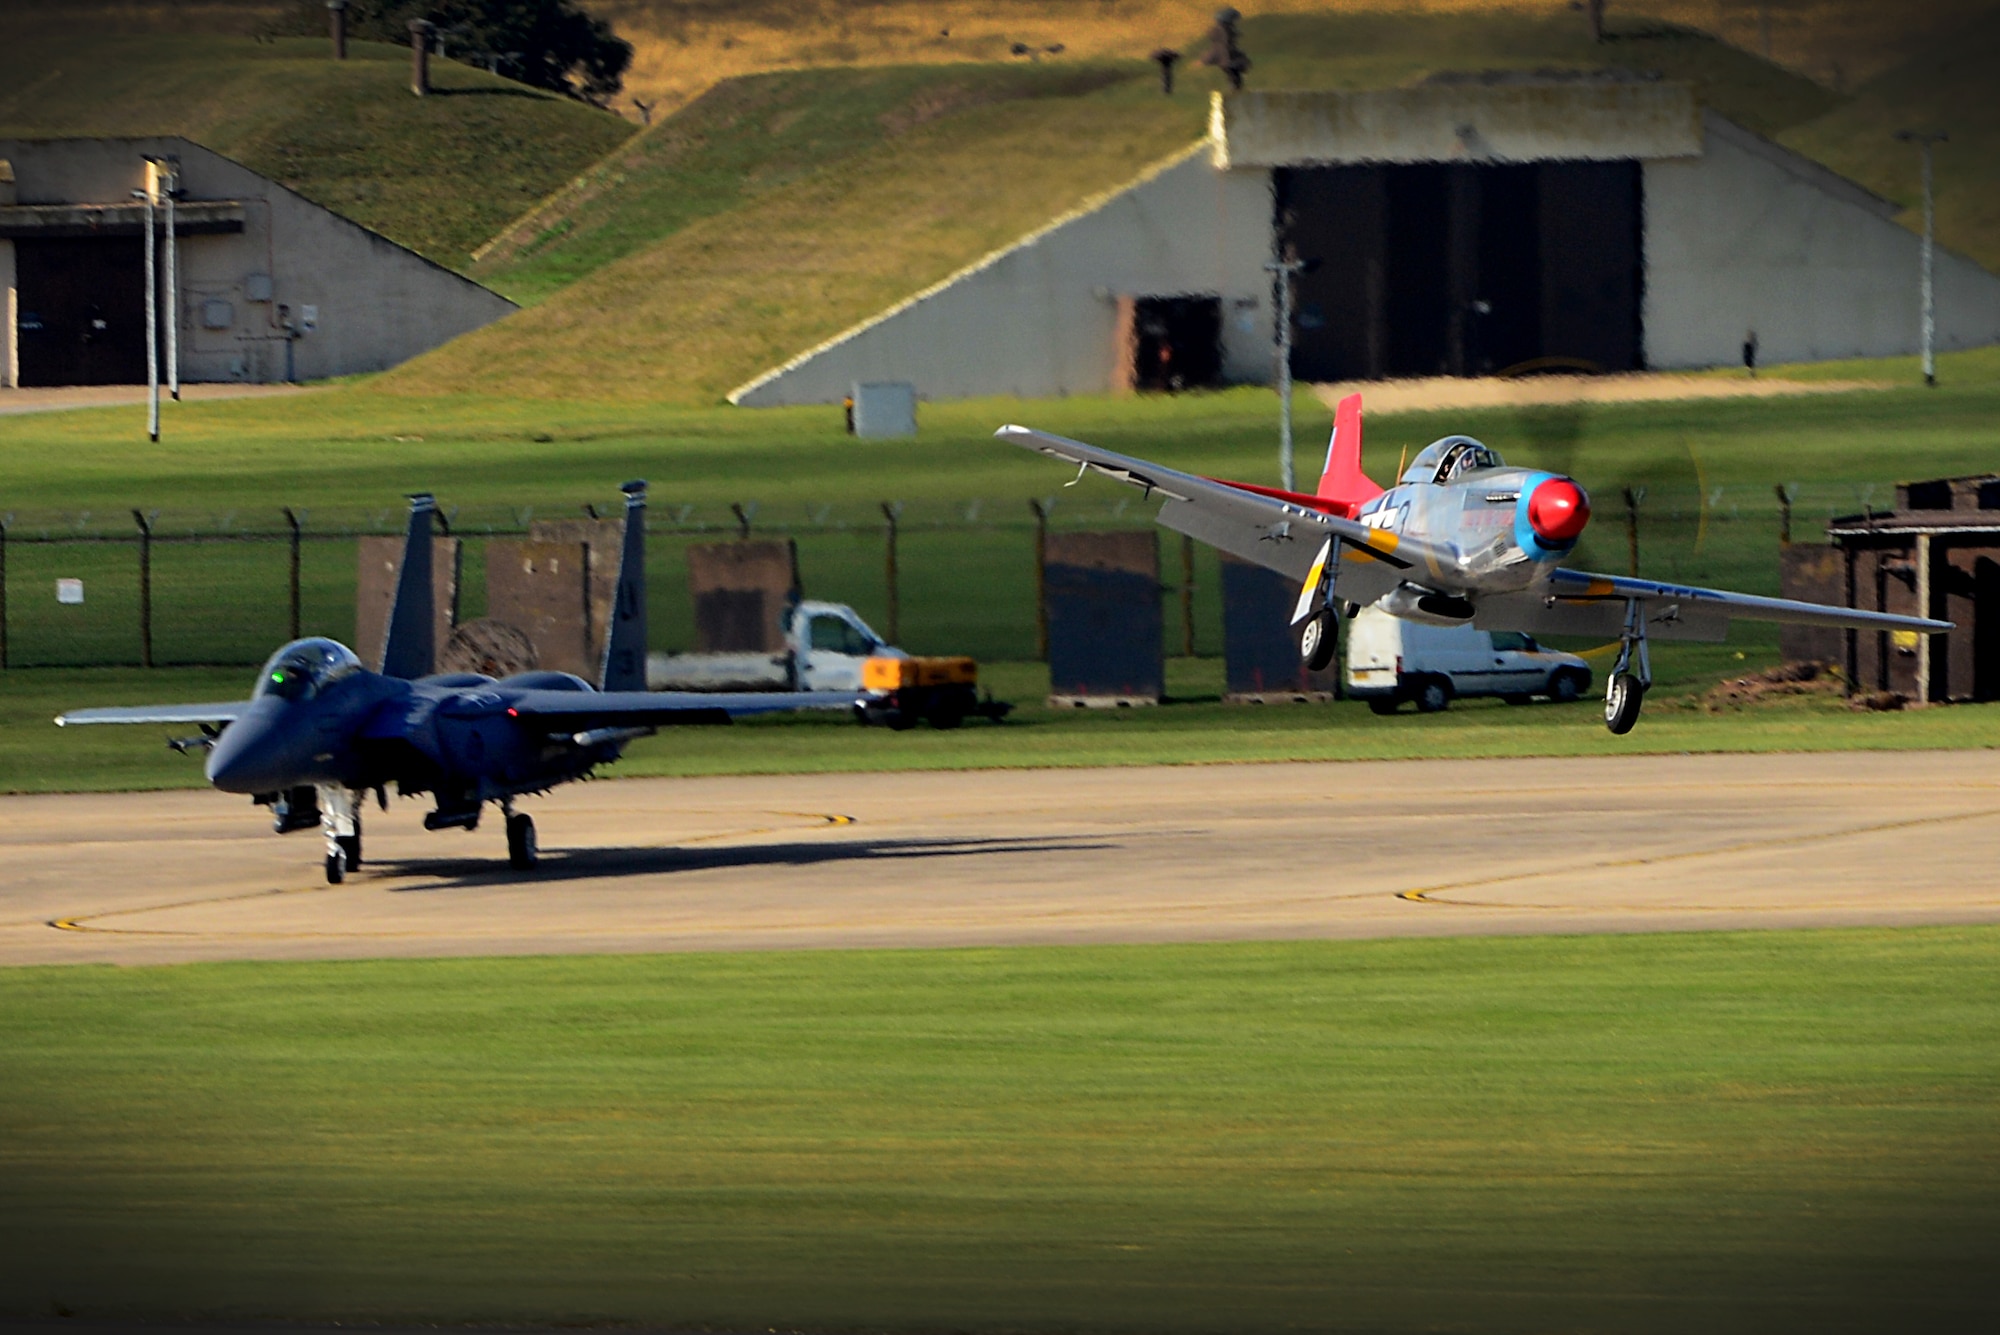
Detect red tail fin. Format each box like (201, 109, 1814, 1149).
(1317, 393, 1382, 512)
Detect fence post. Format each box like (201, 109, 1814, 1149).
(1775, 483, 1796, 547)
(881, 501, 902, 645)
(282, 506, 303, 640)
(1621, 486, 1644, 577)
(1180, 533, 1196, 657)
(132, 508, 154, 667)
(1029, 498, 1050, 661)
(0, 514, 9, 670)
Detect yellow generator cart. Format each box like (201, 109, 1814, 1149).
(859, 656, 1010, 730)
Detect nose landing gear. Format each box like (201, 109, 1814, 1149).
(503, 798, 539, 870)
(320, 786, 360, 884)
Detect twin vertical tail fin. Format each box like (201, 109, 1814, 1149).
(598, 481, 648, 692)
(378, 493, 436, 680)
(1316, 393, 1383, 515)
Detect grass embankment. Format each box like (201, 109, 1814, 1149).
(1, 930, 1996, 1330)
(393, 68, 1204, 401)
(0, 27, 632, 267)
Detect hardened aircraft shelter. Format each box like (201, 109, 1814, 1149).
(729, 80, 2000, 406)
(0, 136, 513, 388)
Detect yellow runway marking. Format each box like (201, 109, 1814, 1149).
(1395, 806, 2000, 911)
(46, 812, 859, 939)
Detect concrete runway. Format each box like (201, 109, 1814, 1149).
(5, 750, 1999, 967)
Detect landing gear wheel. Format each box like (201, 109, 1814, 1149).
(1414, 677, 1452, 714)
(1604, 672, 1647, 735)
(506, 812, 539, 870)
(336, 833, 361, 870)
(1550, 670, 1584, 704)
(324, 853, 345, 885)
(1300, 610, 1340, 672)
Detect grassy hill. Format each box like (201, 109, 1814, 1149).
(405, 8, 1944, 403)
(0, 24, 633, 268)
(391, 65, 1204, 401)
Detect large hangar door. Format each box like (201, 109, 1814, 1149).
(14, 238, 148, 386)
(1277, 160, 1642, 381)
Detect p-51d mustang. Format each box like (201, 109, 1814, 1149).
(1000, 395, 1948, 733)
(55, 482, 856, 881)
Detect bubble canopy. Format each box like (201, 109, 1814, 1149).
(1401, 436, 1505, 485)
(255, 638, 362, 701)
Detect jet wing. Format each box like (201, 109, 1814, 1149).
(56, 702, 251, 727)
(996, 425, 1452, 600)
(1474, 568, 1953, 643)
(505, 689, 858, 730)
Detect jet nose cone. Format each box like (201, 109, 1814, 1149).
(204, 704, 289, 793)
(1528, 477, 1590, 545)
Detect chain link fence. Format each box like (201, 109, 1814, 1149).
(0, 482, 1879, 670)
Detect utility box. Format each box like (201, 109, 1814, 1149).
(1045, 530, 1163, 706)
(1219, 552, 1336, 700)
(851, 381, 917, 438)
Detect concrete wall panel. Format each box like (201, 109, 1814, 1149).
(1643, 114, 2000, 368)
(730, 143, 1275, 406)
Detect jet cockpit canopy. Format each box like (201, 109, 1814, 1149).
(1402, 436, 1504, 486)
(255, 638, 362, 701)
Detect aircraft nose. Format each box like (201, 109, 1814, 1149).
(204, 703, 290, 793)
(1528, 477, 1590, 545)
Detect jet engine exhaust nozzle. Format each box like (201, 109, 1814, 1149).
(1528, 478, 1590, 545)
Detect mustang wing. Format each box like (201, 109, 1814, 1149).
(56, 701, 251, 727)
(1474, 568, 1953, 643)
(506, 689, 859, 731)
(996, 425, 1450, 599)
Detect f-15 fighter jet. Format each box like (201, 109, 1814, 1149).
(1000, 394, 1948, 734)
(56, 482, 855, 882)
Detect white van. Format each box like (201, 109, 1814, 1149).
(1344, 605, 1591, 714)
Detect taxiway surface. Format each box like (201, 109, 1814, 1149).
(4, 750, 1997, 966)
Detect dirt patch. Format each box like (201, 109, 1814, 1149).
(1310, 372, 1887, 416)
(1701, 661, 1848, 711)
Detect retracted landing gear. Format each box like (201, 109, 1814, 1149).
(503, 799, 538, 870)
(1604, 599, 1653, 736)
(320, 785, 360, 884)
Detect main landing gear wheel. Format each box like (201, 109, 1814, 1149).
(1300, 609, 1340, 672)
(1604, 672, 1647, 735)
(337, 832, 361, 870)
(324, 853, 344, 884)
(506, 812, 539, 870)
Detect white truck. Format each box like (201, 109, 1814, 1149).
(1344, 605, 1592, 714)
(647, 599, 1005, 729)
(648, 600, 897, 694)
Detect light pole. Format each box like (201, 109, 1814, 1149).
(1895, 128, 1948, 387)
(1264, 256, 1306, 491)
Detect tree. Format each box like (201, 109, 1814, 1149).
(301, 0, 631, 106)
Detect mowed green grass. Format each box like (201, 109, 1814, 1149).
(0, 28, 632, 267)
(1, 930, 1996, 1330)
(11, 652, 2000, 795)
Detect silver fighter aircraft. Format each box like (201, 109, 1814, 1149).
(1000, 394, 1948, 733)
(56, 482, 855, 881)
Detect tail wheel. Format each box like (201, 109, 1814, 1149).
(1300, 609, 1340, 672)
(1549, 670, 1585, 704)
(1604, 672, 1646, 734)
(324, 853, 345, 885)
(506, 812, 539, 870)
(1414, 677, 1452, 713)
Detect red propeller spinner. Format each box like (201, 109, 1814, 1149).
(1527, 477, 1590, 545)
